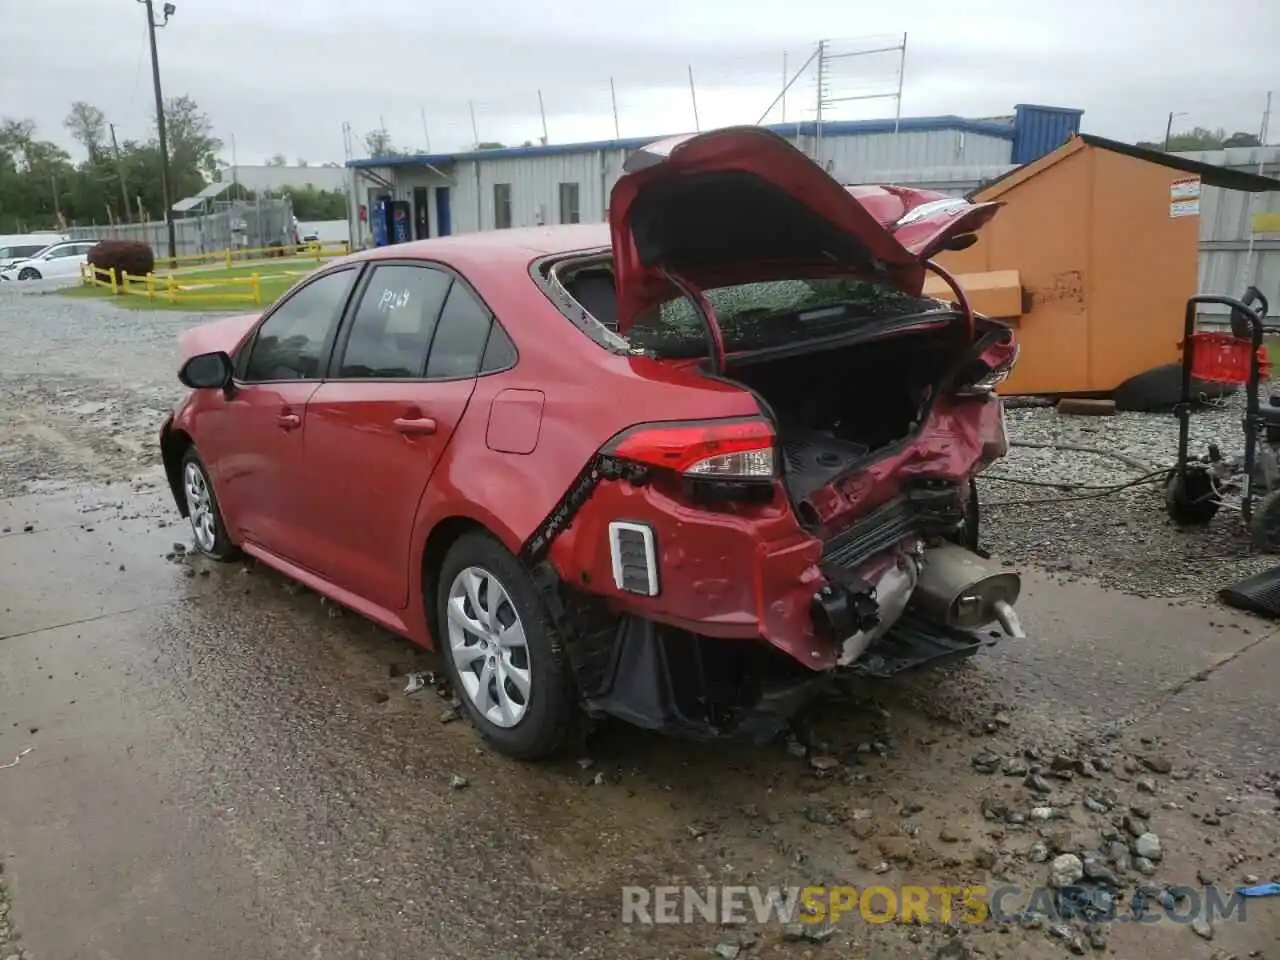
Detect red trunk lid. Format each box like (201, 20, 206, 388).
(608, 127, 1001, 332)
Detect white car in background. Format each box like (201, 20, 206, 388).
(0, 233, 69, 270)
(0, 239, 97, 282)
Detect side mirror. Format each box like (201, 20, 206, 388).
(179, 351, 234, 391)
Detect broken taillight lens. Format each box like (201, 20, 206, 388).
(959, 341, 1020, 394)
(608, 418, 777, 479)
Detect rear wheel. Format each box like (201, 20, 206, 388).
(181, 447, 239, 560)
(435, 532, 576, 759)
(17, 267, 40, 281)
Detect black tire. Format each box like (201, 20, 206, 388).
(1164, 466, 1220, 526)
(1112, 363, 1239, 412)
(17, 267, 40, 281)
(180, 446, 240, 561)
(1251, 489, 1280, 553)
(435, 531, 577, 760)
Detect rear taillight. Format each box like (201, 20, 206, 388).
(607, 418, 777, 480)
(956, 338, 1019, 395)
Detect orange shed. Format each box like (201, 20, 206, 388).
(926, 134, 1280, 405)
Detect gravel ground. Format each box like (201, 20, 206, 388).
(0, 864, 23, 960)
(981, 391, 1280, 601)
(0, 283, 214, 497)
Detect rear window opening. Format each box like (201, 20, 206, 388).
(549, 255, 948, 357)
(544, 254, 975, 510)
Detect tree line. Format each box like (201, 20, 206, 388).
(1135, 127, 1262, 152)
(0, 97, 348, 235)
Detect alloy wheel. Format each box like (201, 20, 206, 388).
(445, 566, 532, 728)
(183, 461, 217, 553)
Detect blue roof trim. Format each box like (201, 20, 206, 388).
(1013, 103, 1086, 116)
(346, 114, 1022, 169)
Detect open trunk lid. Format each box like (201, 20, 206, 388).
(608, 126, 1000, 332)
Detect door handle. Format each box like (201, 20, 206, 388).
(277, 413, 301, 430)
(393, 416, 438, 435)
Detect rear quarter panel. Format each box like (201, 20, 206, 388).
(406, 268, 760, 640)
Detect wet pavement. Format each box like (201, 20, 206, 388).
(2, 291, 1279, 959)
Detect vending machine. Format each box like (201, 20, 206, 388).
(391, 200, 412, 244)
(371, 196, 391, 247)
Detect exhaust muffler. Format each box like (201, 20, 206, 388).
(908, 543, 1024, 638)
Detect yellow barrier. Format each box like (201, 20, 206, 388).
(82, 262, 264, 305)
(163, 239, 350, 269)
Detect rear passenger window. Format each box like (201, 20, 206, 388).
(480, 323, 517, 373)
(339, 265, 452, 378)
(425, 282, 493, 379)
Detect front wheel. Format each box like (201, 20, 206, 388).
(17, 267, 40, 281)
(435, 532, 577, 759)
(181, 447, 239, 560)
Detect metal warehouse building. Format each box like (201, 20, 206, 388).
(345, 103, 1084, 247)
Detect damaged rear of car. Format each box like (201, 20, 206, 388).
(533, 127, 1022, 741)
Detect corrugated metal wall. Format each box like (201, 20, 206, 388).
(1011, 105, 1083, 164)
(451, 132, 1013, 230)
(855, 164, 1018, 196)
(463, 151, 617, 231)
(357, 128, 1017, 241)
(816, 130, 1013, 181)
(1178, 146, 1280, 320)
(443, 149, 637, 231)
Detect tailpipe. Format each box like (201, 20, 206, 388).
(908, 543, 1025, 638)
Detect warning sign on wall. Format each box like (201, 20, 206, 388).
(1170, 176, 1201, 218)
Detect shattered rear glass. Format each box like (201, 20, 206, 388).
(626, 278, 946, 358)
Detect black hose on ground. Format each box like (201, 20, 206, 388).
(1008, 439, 1155, 475)
(980, 469, 1169, 508)
(979, 438, 1173, 507)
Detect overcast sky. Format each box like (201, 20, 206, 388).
(2, 0, 1276, 165)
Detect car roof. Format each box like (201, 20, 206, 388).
(343, 223, 611, 281)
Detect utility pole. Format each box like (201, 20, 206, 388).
(894, 32, 907, 135)
(781, 51, 787, 124)
(687, 66, 700, 132)
(610, 79, 620, 139)
(537, 91, 548, 145)
(814, 40, 826, 166)
(139, 0, 177, 263)
(51, 172, 62, 226)
(1161, 110, 1190, 152)
(109, 123, 131, 223)
(1241, 90, 1273, 292)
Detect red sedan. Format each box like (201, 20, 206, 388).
(161, 127, 1023, 758)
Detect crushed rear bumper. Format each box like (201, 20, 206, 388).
(537, 559, 999, 740)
